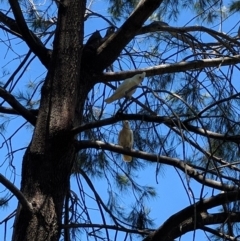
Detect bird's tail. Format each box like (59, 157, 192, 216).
(122, 155, 132, 162)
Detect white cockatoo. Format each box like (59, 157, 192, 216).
(105, 72, 146, 104)
(118, 120, 134, 162)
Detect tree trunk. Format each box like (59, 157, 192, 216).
(11, 0, 89, 240)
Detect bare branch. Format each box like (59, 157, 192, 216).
(138, 22, 240, 47)
(0, 106, 38, 116)
(72, 114, 240, 144)
(147, 212, 240, 241)
(99, 55, 240, 81)
(6, 2, 51, 68)
(0, 11, 23, 38)
(0, 174, 32, 212)
(93, 0, 164, 71)
(75, 140, 236, 191)
(0, 87, 36, 125)
(143, 192, 240, 241)
(202, 226, 237, 241)
(61, 223, 151, 235)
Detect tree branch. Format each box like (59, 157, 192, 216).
(0, 87, 36, 125)
(202, 226, 237, 241)
(138, 22, 240, 48)
(175, 212, 240, 240)
(0, 174, 32, 212)
(148, 212, 240, 241)
(0, 106, 38, 116)
(0, 11, 23, 38)
(94, 0, 164, 71)
(61, 223, 151, 235)
(143, 192, 240, 241)
(75, 140, 236, 191)
(71, 114, 240, 144)
(6, 2, 51, 68)
(99, 55, 240, 81)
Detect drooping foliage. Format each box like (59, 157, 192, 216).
(1, 0, 240, 240)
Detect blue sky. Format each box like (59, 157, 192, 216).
(0, 0, 240, 240)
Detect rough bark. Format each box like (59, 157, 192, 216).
(11, 0, 88, 240)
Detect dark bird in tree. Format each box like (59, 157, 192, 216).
(83, 30, 103, 63)
(85, 30, 102, 47)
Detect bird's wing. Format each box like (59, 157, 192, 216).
(105, 72, 146, 104)
(129, 129, 134, 148)
(118, 129, 124, 146)
(118, 128, 133, 162)
(118, 130, 122, 146)
(118, 127, 132, 147)
(118, 122, 134, 162)
(105, 79, 132, 103)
